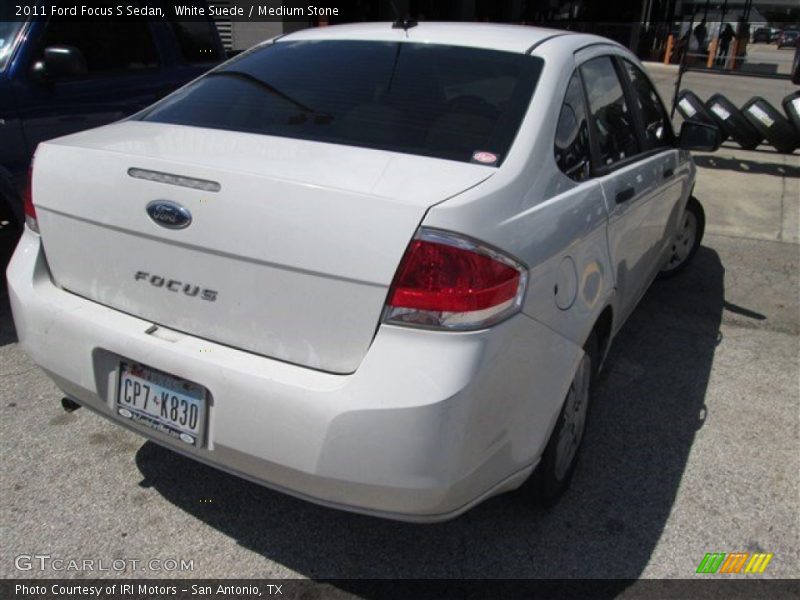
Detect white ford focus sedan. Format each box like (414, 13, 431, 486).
(7, 22, 719, 521)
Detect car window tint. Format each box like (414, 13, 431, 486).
(38, 20, 158, 76)
(142, 40, 544, 165)
(621, 60, 673, 150)
(554, 72, 591, 182)
(169, 19, 219, 63)
(580, 56, 639, 167)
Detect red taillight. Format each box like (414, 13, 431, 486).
(23, 165, 39, 232)
(384, 229, 527, 330)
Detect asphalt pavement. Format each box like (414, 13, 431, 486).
(1, 63, 798, 585)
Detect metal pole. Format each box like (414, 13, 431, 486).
(715, 0, 729, 67)
(744, 0, 753, 46)
(670, 12, 691, 120)
(720, 0, 729, 30)
(644, 0, 654, 26)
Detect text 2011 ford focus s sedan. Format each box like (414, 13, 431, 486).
(7, 22, 720, 521)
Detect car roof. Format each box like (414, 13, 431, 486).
(278, 21, 617, 57)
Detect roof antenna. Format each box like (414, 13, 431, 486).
(389, 1, 417, 31)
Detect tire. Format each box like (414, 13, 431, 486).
(706, 94, 763, 150)
(658, 196, 705, 279)
(530, 332, 599, 507)
(742, 97, 799, 154)
(782, 91, 800, 137)
(676, 90, 728, 142)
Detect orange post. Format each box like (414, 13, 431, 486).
(730, 37, 742, 70)
(707, 37, 718, 68)
(664, 34, 674, 64)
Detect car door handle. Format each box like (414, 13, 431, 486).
(615, 187, 636, 204)
(663, 168, 674, 179)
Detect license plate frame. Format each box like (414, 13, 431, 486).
(115, 361, 207, 447)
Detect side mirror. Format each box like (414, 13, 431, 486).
(31, 46, 88, 81)
(678, 120, 722, 152)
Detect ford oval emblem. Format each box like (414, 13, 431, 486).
(146, 200, 192, 229)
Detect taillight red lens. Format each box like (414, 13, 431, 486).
(23, 165, 39, 232)
(390, 240, 520, 311)
(384, 229, 527, 330)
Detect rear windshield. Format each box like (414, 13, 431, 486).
(142, 40, 544, 165)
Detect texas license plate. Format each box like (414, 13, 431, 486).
(116, 362, 206, 446)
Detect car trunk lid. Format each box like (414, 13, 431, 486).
(32, 121, 494, 373)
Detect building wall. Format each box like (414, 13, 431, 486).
(210, 1, 299, 51)
(231, 21, 286, 50)
(212, 1, 774, 55)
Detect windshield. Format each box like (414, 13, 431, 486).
(143, 40, 544, 165)
(0, 21, 24, 70)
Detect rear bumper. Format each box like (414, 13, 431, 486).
(7, 230, 581, 522)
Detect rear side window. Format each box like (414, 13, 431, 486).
(554, 72, 591, 182)
(580, 56, 639, 167)
(37, 20, 158, 75)
(169, 19, 220, 63)
(142, 40, 544, 164)
(621, 60, 673, 150)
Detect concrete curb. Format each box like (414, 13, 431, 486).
(643, 61, 680, 73)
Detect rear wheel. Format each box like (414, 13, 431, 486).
(531, 332, 599, 506)
(658, 196, 705, 279)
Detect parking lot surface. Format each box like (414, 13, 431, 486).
(1, 64, 799, 583)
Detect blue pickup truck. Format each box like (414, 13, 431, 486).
(0, 11, 225, 237)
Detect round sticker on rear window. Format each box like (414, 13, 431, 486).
(472, 151, 499, 165)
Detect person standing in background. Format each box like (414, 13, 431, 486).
(694, 18, 708, 55)
(717, 23, 734, 66)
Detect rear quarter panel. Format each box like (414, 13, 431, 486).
(422, 42, 616, 453)
(423, 43, 616, 351)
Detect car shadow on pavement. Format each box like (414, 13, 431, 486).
(693, 155, 800, 178)
(0, 281, 19, 348)
(135, 246, 724, 583)
(719, 143, 800, 158)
